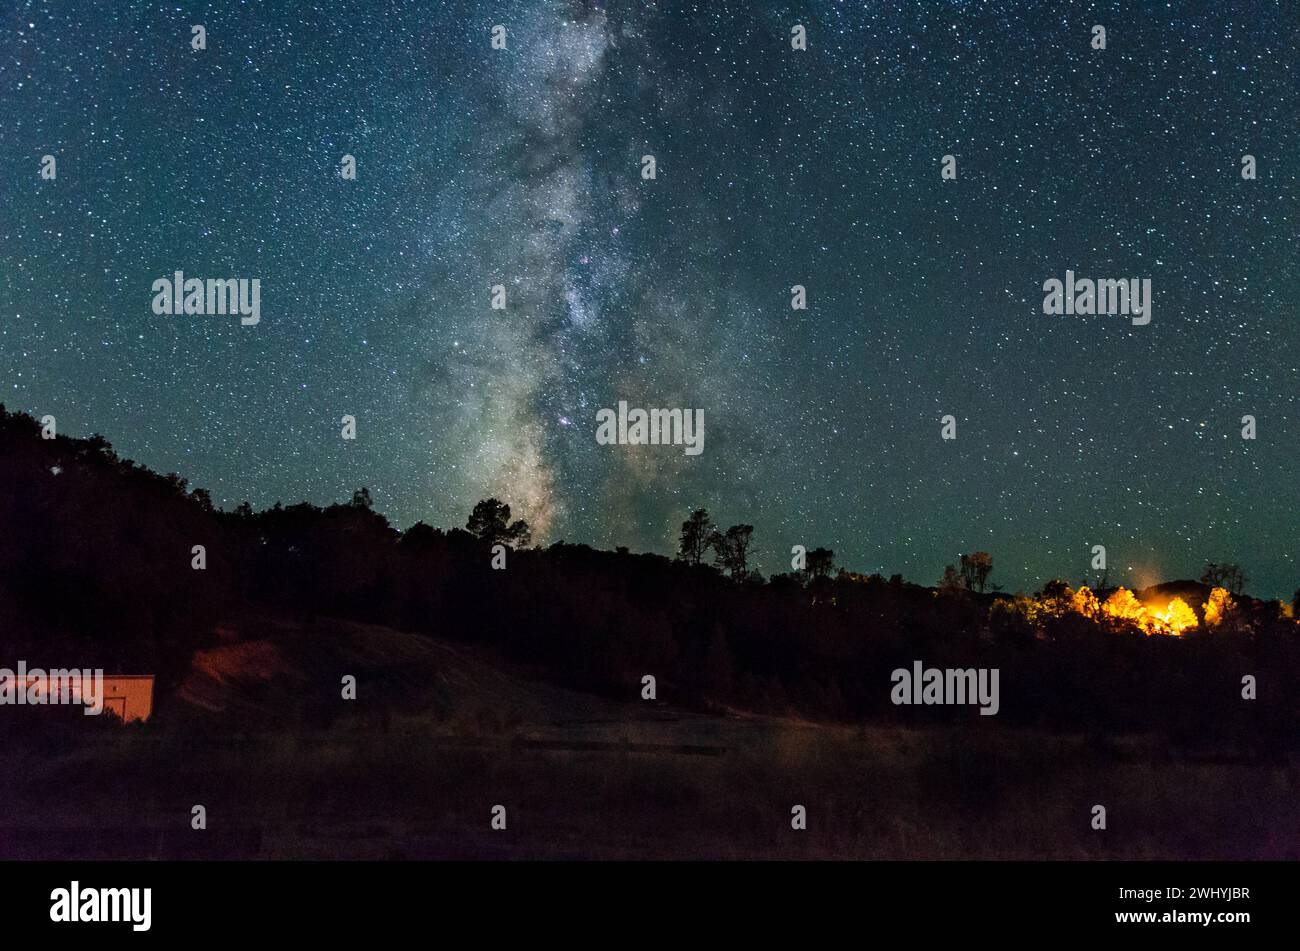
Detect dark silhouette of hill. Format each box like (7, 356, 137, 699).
(1, 405, 1297, 758)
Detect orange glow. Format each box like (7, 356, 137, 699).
(1203, 586, 1236, 629)
(102, 675, 155, 722)
(1099, 588, 1196, 636)
(1152, 597, 1197, 636)
(58, 674, 155, 722)
(1071, 585, 1100, 619)
(1001, 581, 1238, 638)
(1101, 587, 1145, 623)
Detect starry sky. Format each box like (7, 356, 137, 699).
(1, 1, 1297, 597)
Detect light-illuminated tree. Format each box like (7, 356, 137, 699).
(1102, 587, 1144, 626)
(1071, 585, 1100, 619)
(1203, 586, 1237, 629)
(1038, 578, 1074, 617)
(1160, 596, 1198, 635)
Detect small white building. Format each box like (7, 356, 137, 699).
(100, 675, 155, 722)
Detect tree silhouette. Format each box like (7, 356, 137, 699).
(1201, 562, 1246, 596)
(85, 433, 117, 462)
(466, 498, 531, 547)
(677, 508, 714, 565)
(351, 487, 374, 510)
(710, 524, 754, 579)
(807, 547, 835, 580)
(399, 521, 443, 549)
(4, 403, 1299, 756)
(959, 551, 994, 593)
(938, 564, 964, 596)
(1038, 578, 1073, 617)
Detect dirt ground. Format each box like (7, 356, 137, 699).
(3, 620, 1296, 860)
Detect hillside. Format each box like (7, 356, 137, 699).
(2, 403, 1298, 747)
(2, 407, 1299, 859)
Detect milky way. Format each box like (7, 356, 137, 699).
(1, 1, 1297, 596)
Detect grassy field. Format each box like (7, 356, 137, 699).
(2, 620, 1296, 860)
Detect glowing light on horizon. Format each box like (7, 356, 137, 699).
(1101, 587, 1199, 636)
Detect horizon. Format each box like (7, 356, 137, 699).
(3, 403, 1290, 603)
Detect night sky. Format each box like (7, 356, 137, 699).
(1, 1, 1297, 596)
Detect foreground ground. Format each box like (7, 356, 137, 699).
(2, 619, 1296, 860)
